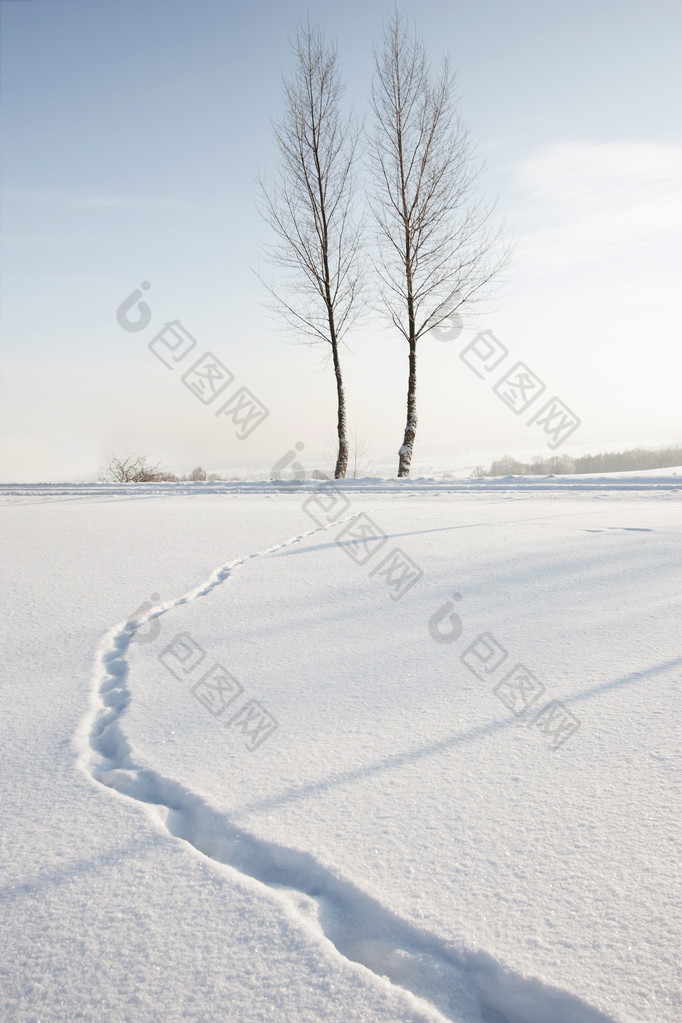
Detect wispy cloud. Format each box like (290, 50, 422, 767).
(514, 140, 682, 268)
(3, 189, 191, 211)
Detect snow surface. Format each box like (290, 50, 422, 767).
(1, 474, 680, 1022)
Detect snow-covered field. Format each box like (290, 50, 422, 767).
(1, 474, 680, 1023)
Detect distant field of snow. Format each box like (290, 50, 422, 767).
(1, 473, 679, 1022)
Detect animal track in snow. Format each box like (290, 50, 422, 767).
(76, 520, 620, 1023)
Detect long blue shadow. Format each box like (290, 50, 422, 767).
(231, 657, 682, 820)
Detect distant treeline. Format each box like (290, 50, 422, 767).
(473, 446, 682, 478)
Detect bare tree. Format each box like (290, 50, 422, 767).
(100, 453, 169, 483)
(189, 466, 207, 481)
(370, 11, 509, 476)
(258, 21, 363, 479)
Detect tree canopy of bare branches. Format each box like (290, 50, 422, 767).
(258, 21, 363, 479)
(370, 11, 509, 476)
(100, 454, 168, 483)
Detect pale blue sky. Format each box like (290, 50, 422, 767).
(1, 0, 681, 480)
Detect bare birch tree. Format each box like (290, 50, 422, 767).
(258, 21, 362, 479)
(370, 11, 509, 476)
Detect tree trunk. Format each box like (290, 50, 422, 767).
(397, 338, 417, 476)
(332, 341, 349, 478)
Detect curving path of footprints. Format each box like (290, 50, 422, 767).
(76, 519, 619, 1023)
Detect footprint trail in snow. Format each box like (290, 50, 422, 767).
(76, 519, 620, 1023)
